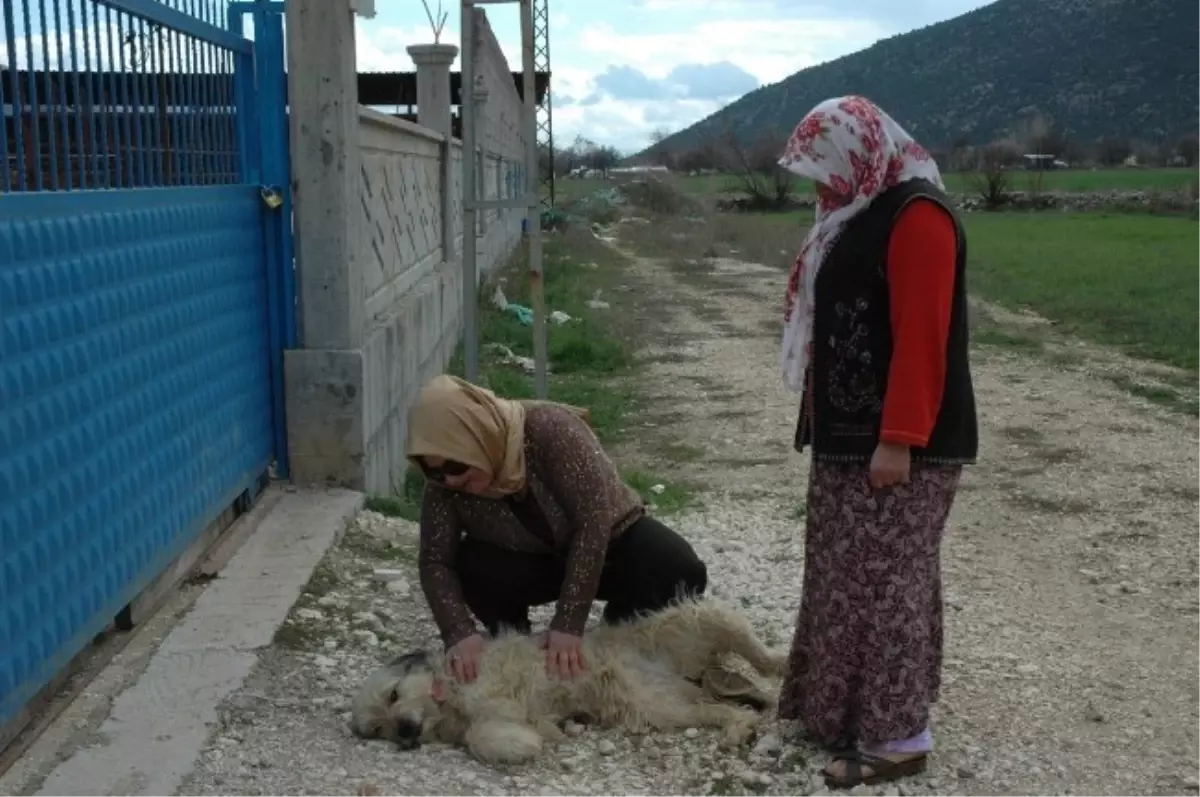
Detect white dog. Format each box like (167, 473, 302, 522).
(349, 599, 787, 765)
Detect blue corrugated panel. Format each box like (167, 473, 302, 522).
(0, 185, 274, 726)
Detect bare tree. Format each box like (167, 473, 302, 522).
(675, 131, 723, 173)
(718, 129, 794, 210)
(647, 128, 676, 169)
(966, 139, 1020, 210)
(1094, 137, 1133, 166)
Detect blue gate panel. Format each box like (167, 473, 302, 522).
(0, 185, 274, 725)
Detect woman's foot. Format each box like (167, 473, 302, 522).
(822, 750, 928, 789)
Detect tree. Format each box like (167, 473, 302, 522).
(717, 129, 795, 210)
(1094, 137, 1132, 166)
(967, 138, 1020, 210)
(647, 128, 676, 169)
(675, 133, 723, 173)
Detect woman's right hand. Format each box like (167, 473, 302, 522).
(446, 633, 486, 683)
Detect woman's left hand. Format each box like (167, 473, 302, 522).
(540, 630, 587, 680)
(869, 442, 911, 489)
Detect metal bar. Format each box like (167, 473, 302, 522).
(144, 16, 163, 185)
(521, 0, 548, 399)
(3, 0, 26, 190)
(65, 0, 86, 188)
(251, 0, 294, 478)
(103, 3, 125, 187)
(52, 0, 74, 189)
(91, 0, 252, 53)
(0, 12, 9, 193)
(166, 26, 183, 184)
(533, 0, 554, 207)
(21, 0, 43, 190)
(183, 0, 200, 185)
(94, 1, 114, 187)
(198, 33, 214, 183)
(37, 0, 60, 190)
(460, 4, 479, 383)
(147, 19, 164, 184)
(0, 181, 252, 217)
(115, 4, 137, 188)
(125, 10, 145, 185)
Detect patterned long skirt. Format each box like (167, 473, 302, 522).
(778, 461, 962, 748)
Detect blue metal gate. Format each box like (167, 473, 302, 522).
(0, 0, 293, 730)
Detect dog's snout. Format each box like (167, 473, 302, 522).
(393, 718, 422, 749)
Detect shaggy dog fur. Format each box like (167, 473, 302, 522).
(349, 599, 787, 765)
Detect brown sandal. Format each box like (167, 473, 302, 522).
(823, 750, 928, 789)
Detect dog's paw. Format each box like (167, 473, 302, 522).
(536, 719, 568, 744)
(719, 712, 761, 750)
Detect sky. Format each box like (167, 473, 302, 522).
(358, 1, 996, 153)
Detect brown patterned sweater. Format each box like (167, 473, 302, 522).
(417, 403, 645, 647)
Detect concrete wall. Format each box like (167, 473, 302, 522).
(283, 1, 526, 493)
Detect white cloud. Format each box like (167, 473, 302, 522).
(351, 8, 891, 152)
(578, 16, 887, 85)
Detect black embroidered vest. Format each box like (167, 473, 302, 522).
(794, 178, 978, 466)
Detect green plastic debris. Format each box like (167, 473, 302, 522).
(505, 303, 534, 326)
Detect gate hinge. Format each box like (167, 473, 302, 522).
(260, 186, 284, 210)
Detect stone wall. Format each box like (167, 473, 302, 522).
(955, 188, 1199, 214)
(283, 1, 527, 494)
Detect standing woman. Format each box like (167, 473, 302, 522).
(406, 375, 708, 684)
(774, 96, 978, 789)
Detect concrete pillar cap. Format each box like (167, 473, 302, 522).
(407, 43, 459, 66)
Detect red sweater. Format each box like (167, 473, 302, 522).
(879, 199, 958, 448)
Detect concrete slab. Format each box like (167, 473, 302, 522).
(5, 487, 363, 797)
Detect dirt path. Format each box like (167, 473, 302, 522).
(114, 226, 1197, 797)
(609, 241, 1200, 796)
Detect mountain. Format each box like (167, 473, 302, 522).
(643, 0, 1199, 156)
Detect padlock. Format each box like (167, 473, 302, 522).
(260, 186, 283, 210)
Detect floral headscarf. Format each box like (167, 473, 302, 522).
(776, 95, 942, 393)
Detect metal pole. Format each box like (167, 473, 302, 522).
(460, 4, 480, 383)
(521, 0, 548, 398)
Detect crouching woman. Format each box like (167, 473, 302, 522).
(406, 375, 708, 684)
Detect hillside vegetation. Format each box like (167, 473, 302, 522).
(645, 0, 1198, 155)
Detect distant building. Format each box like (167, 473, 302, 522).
(1021, 153, 1067, 170)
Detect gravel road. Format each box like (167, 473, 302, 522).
(174, 236, 1199, 796)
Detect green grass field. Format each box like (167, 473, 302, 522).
(558, 167, 1197, 201)
(962, 213, 1199, 372)
(734, 209, 1200, 375)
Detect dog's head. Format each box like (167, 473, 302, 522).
(349, 650, 447, 749)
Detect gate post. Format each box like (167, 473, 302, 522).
(282, 0, 369, 487)
(284, 0, 363, 351)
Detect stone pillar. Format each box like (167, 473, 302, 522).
(283, 0, 368, 488)
(408, 43, 459, 264)
(406, 43, 458, 138)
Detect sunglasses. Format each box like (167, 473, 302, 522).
(419, 458, 470, 483)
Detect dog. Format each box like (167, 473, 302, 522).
(349, 599, 788, 765)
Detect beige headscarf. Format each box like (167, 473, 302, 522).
(405, 375, 591, 498)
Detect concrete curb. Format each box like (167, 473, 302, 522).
(12, 487, 363, 797)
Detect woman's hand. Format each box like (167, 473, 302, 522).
(869, 442, 911, 489)
(446, 633, 486, 683)
(540, 630, 587, 680)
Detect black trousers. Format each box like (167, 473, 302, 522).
(456, 515, 708, 635)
